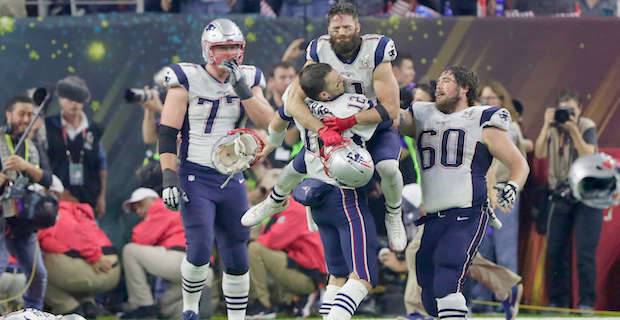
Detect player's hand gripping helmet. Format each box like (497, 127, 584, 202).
(212, 129, 264, 188)
(320, 138, 374, 188)
(201, 19, 245, 66)
(570, 153, 620, 209)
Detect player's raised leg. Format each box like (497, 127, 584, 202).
(241, 149, 307, 226)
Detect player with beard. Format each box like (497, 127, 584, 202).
(398, 66, 529, 319)
(242, 1, 407, 256)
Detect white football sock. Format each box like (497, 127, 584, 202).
(319, 285, 341, 320)
(271, 161, 305, 202)
(181, 257, 209, 314)
(222, 272, 250, 320)
(437, 293, 468, 320)
(376, 160, 404, 211)
(327, 280, 368, 320)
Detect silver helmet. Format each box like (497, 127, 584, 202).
(569, 153, 620, 209)
(320, 138, 374, 188)
(201, 19, 245, 65)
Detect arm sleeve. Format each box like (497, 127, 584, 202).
(305, 38, 319, 62)
(375, 36, 397, 66)
(36, 142, 53, 188)
(97, 141, 108, 171)
(481, 107, 511, 131)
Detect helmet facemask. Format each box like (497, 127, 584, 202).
(204, 41, 246, 68)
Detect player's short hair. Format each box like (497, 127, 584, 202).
(393, 53, 413, 68)
(557, 89, 582, 108)
(299, 63, 333, 101)
(5, 94, 32, 113)
(269, 61, 296, 78)
(416, 77, 436, 102)
(442, 66, 478, 106)
(327, 1, 359, 24)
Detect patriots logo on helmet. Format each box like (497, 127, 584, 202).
(302, 186, 311, 194)
(205, 24, 216, 31)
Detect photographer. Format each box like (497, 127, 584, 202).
(45, 76, 108, 217)
(534, 89, 600, 314)
(0, 94, 55, 310)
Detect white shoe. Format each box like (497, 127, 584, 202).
(385, 210, 407, 252)
(241, 195, 289, 227)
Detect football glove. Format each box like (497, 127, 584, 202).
(493, 181, 519, 208)
(162, 168, 188, 211)
(220, 58, 253, 100)
(324, 115, 358, 133)
(318, 126, 342, 146)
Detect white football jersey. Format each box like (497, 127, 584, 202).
(409, 102, 512, 213)
(164, 62, 266, 168)
(1, 309, 83, 320)
(292, 93, 378, 188)
(306, 34, 397, 103)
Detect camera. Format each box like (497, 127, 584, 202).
(124, 86, 167, 103)
(554, 105, 575, 124)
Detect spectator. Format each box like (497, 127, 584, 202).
(246, 169, 327, 318)
(38, 189, 120, 317)
(0, 255, 27, 313)
(534, 89, 600, 315)
(45, 76, 108, 217)
(0, 0, 26, 17)
(578, 0, 616, 15)
(278, 0, 330, 17)
(393, 53, 416, 110)
(266, 61, 296, 110)
(161, 0, 231, 14)
(511, 99, 534, 153)
(121, 188, 209, 320)
(0, 94, 55, 311)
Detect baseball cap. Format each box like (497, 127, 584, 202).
(123, 187, 160, 213)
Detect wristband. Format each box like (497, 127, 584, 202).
(233, 78, 253, 100)
(266, 125, 287, 147)
(375, 102, 390, 122)
(162, 168, 178, 188)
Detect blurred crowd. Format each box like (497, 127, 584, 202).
(1, 0, 617, 18)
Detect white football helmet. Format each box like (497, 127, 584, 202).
(320, 138, 374, 188)
(570, 153, 620, 209)
(211, 128, 263, 176)
(201, 19, 245, 66)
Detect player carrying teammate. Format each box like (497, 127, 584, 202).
(242, 1, 407, 253)
(158, 19, 274, 320)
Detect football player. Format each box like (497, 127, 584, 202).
(158, 19, 273, 320)
(398, 66, 530, 319)
(289, 63, 380, 320)
(243, 1, 407, 253)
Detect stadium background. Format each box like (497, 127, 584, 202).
(1, 13, 620, 312)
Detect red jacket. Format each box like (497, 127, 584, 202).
(132, 199, 186, 249)
(38, 201, 113, 264)
(257, 199, 326, 274)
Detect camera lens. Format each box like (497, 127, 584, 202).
(124, 88, 153, 103)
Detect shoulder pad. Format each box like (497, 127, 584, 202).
(240, 65, 266, 89)
(306, 35, 329, 62)
(163, 63, 199, 91)
(480, 106, 511, 131)
(366, 35, 396, 66)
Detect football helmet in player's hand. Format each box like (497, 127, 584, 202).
(320, 138, 374, 188)
(493, 181, 519, 208)
(212, 128, 263, 188)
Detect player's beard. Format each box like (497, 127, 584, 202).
(436, 89, 461, 114)
(330, 32, 362, 57)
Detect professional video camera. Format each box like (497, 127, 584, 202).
(124, 86, 167, 104)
